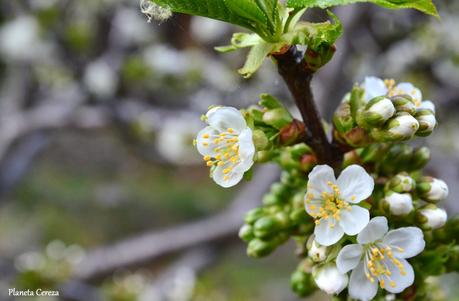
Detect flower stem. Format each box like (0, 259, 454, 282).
(273, 46, 343, 169)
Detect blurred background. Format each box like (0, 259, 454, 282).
(0, 0, 458, 300)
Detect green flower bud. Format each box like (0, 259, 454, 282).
(411, 147, 430, 170)
(304, 45, 336, 72)
(291, 270, 315, 297)
(254, 216, 282, 238)
(279, 151, 300, 170)
(417, 177, 449, 203)
(255, 150, 274, 163)
(359, 96, 396, 127)
(417, 205, 448, 230)
(391, 95, 416, 115)
(386, 173, 415, 193)
(376, 112, 419, 141)
(247, 106, 264, 122)
(244, 208, 265, 225)
(333, 101, 354, 133)
(289, 143, 312, 159)
(247, 238, 275, 257)
(252, 129, 269, 150)
(341, 127, 372, 148)
(239, 224, 254, 242)
(415, 109, 437, 137)
(263, 108, 293, 129)
(270, 183, 288, 198)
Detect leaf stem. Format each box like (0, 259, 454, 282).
(273, 46, 343, 169)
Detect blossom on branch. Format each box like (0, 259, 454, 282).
(304, 165, 374, 246)
(336, 217, 425, 301)
(196, 106, 255, 188)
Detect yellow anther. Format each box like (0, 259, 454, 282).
(215, 154, 222, 160)
(202, 133, 210, 138)
(202, 142, 209, 147)
(310, 205, 316, 211)
(390, 281, 396, 288)
(351, 195, 356, 201)
(380, 279, 385, 289)
(206, 161, 214, 166)
(227, 128, 234, 133)
(315, 220, 321, 225)
(224, 176, 230, 181)
(217, 161, 225, 166)
(223, 168, 232, 174)
(203, 155, 211, 161)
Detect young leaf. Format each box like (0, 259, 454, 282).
(151, 0, 282, 41)
(286, 0, 438, 16)
(238, 42, 276, 78)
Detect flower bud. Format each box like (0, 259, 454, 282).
(252, 129, 269, 150)
(263, 108, 293, 129)
(359, 96, 396, 127)
(307, 236, 327, 262)
(333, 100, 354, 133)
(417, 177, 449, 203)
(312, 264, 348, 295)
(411, 147, 430, 170)
(390, 95, 416, 115)
(385, 113, 419, 141)
(247, 238, 275, 257)
(253, 216, 282, 238)
(415, 109, 437, 137)
(384, 191, 413, 216)
(300, 154, 318, 172)
(244, 208, 265, 225)
(418, 206, 448, 230)
(291, 269, 315, 297)
(239, 224, 254, 242)
(386, 173, 415, 193)
(280, 120, 306, 146)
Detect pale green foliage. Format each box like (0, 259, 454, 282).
(287, 0, 438, 16)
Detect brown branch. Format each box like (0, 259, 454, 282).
(273, 46, 343, 168)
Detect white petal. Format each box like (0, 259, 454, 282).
(313, 264, 348, 295)
(307, 165, 336, 197)
(207, 106, 247, 132)
(212, 163, 244, 188)
(382, 227, 425, 259)
(395, 82, 422, 103)
(304, 198, 324, 217)
(363, 77, 388, 102)
(357, 216, 388, 244)
(349, 261, 379, 301)
(381, 258, 414, 294)
(196, 126, 218, 156)
(419, 100, 435, 113)
(337, 165, 374, 204)
(337, 244, 364, 273)
(238, 128, 255, 162)
(314, 218, 344, 246)
(339, 206, 370, 236)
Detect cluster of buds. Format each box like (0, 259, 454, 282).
(333, 78, 437, 147)
(381, 173, 449, 230)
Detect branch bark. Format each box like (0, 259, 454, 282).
(273, 47, 343, 168)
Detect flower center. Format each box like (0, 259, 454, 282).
(305, 181, 352, 228)
(384, 78, 421, 105)
(364, 244, 406, 289)
(200, 127, 240, 181)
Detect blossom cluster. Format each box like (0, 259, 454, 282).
(194, 79, 453, 300)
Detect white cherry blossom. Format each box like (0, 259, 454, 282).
(196, 106, 255, 188)
(336, 217, 425, 301)
(313, 263, 348, 295)
(304, 165, 374, 246)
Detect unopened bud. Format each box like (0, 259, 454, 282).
(415, 109, 437, 137)
(291, 269, 315, 297)
(417, 177, 449, 203)
(391, 95, 416, 115)
(252, 129, 269, 150)
(244, 208, 265, 224)
(307, 236, 327, 262)
(280, 120, 306, 145)
(300, 154, 318, 172)
(312, 264, 348, 295)
(418, 206, 448, 230)
(254, 216, 282, 238)
(384, 191, 413, 216)
(333, 100, 354, 133)
(239, 224, 254, 242)
(386, 173, 415, 193)
(247, 238, 275, 257)
(359, 96, 396, 127)
(263, 108, 293, 129)
(385, 113, 419, 141)
(411, 147, 430, 170)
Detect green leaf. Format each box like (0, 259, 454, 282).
(238, 41, 276, 78)
(151, 0, 282, 41)
(286, 0, 438, 16)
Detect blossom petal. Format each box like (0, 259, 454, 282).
(357, 216, 388, 244)
(363, 77, 388, 102)
(349, 261, 378, 301)
(207, 106, 247, 132)
(337, 165, 374, 204)
(237, 128, 255, 164)
(395, 83, 422, 103)
(419, 100, 435, 113)
(339, 206, 370, 236)
(382, 227, 425, 259)
(304, 199, 323, 217)
(307, 165, 336, 197)
(381, 258, 414, 294)
(314, 217, 344, 246)
(337, 244, 364, 274)
(212, 162, 244, 188)
(196, 126, 218, 156)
